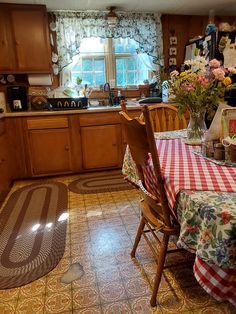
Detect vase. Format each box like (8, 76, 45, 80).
(186, 109, 207, 145)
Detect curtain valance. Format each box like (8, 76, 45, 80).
(53, 10, 164, 70)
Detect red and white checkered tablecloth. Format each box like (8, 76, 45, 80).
(194, 256, 236, 307)
(140, 138, 236, 308)
(143, 138, 236, 209)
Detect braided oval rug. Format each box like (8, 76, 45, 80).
(68, 170, 134, 194)
(0, 181, 68, 289)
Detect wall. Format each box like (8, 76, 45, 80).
(161, 14, 236, 71)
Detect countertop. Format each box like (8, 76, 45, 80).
(0, 103, 142, 118)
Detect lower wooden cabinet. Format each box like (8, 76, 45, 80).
(0, 119, 12, 201)
(28, 129, 72, 175)
(81, 124, 122, 169)
(26, 116, 73, 176)
(5, 108, 141, 178)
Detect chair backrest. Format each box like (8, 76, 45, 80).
(120, 105, 174, 228)
(139, 103, 187, 132)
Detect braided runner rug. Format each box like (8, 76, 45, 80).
(0, 181, 68, 289)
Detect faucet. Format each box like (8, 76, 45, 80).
(103, 83, 114, 106)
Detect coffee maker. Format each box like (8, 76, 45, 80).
(7, 86, 28, 111)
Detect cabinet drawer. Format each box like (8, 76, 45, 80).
(79, 112, 120, 126)
(27, 117, 69, 130)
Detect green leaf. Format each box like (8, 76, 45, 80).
(202, 251, 209, 258)
(218, 230, 223, 241)
(212, 224, 217, 237)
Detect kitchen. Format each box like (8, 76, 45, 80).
(0, 0, 236, 313)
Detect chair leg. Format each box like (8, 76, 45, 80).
(131, 216, 145, 258)
(150, 234, 169, 307)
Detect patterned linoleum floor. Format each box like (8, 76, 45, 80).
(0, 175, 235, 314)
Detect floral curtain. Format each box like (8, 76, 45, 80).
(52, 10, 164, 71)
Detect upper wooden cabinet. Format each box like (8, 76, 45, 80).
(0, 4, 51, 73)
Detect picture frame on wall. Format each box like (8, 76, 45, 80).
(169, 47, 177, 55)
(170, 36, 177, 45)
(169, 57, 177, 66)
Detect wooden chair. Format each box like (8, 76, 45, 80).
(119, 106, 181, 307)
(139, 103, 187, 132)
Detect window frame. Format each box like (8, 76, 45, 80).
(71, 38, 151, 87)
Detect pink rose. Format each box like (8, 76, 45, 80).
(228, 67, 236, 74)
(209, 59, 221, 68)
(212, 68, 225, 81)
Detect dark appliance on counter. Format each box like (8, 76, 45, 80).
(47, 97, 88, 110)
(7, 86, 28, 111)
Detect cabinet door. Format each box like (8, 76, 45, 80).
(9, 5, 51, 73)
(81, 124, 122, 169)
(0, 121, 12, 201)
(28, 129, 72, 175)
(0, 9, 15, 71)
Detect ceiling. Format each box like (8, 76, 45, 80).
(2, 0, 236, 16)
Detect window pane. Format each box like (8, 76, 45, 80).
(114, 38, 139, 54)
(82, 59, 92, 71)
(83, 73, 93, 86)
(126, 41, 137, 54)
(72, 63, 82, 71)
(127, 72, 136, 85)
(116, 58, 126, 72)
(139, 71, 147, 83)
(72, 73, 81, 85)
(95, 72, 105, 86)
(128, 58, 136, 70)
(117, 72, 126, 86)
(94, 59, 104, 71)
(114, 42, 124, 53)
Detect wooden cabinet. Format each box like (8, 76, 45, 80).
(26, 117, 73, 176)
(79, 112, 123, 170)
(81, 124, 122, 169)
(0, 119, 12, 202)
(0, 4, 51, 73)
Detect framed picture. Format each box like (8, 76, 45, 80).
(169, 57, 176, 66)
(170, 36, 177, 45)
(169, 47, 177, 55)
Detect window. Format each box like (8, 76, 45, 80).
(71, 38, 106, 87)
(114, 38, 150, 87)
(70, 37, 152, 87)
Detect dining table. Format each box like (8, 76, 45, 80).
(122, 129, 236, 308)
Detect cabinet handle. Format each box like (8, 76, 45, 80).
(112, 143, 117, 147)
(0, 158, 5, 164)
(65, 145, 69, 151)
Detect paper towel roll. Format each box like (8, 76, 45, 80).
(28, 74, 52, 86)
(0, 92, 6, 112)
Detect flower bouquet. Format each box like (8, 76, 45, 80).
(169, 57, 236, 144)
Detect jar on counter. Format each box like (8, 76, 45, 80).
(214, 143, 225, 160)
